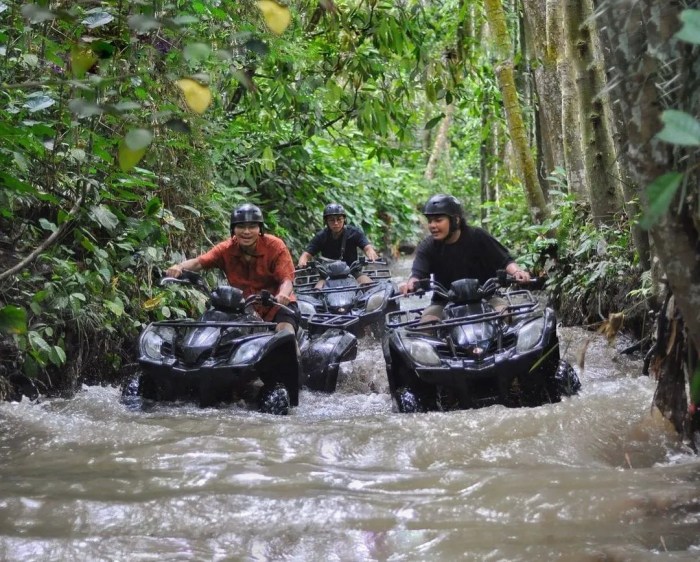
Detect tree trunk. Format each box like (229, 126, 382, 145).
(589, 0, 651, 268)
(424, 103, 455, 181)
(556, 5, 587, 199)
(599, 0, 700, 436)
(484, 0, 549, 222)
(563, 0, 621, 224)
(522, 0, 564, 196)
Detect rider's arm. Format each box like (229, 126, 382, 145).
(297, 251, 314, 268)
(275, 279, 294, 305)
(166, 257, 203, 278)
(363, 243, 379, 261)
(505, 262, 530, 283)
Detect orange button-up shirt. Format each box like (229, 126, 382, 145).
(198, 234, 296, 320)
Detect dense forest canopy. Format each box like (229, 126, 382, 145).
(0, 1, 698, 443)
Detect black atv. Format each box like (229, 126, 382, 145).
(123, 271, 357, 413)
(294, 258, 398, 339)
(383, 272, 581, 413)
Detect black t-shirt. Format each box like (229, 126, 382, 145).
(305, 225, 370, 266)
(411, 225, 514, 300)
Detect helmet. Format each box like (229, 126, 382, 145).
(323, 203, 347, 219)
(230, 203, 264, 234)
(422, 194, 463, 217)
(422, 194, 463, 233)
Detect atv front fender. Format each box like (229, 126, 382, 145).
(300, 329, 358, 392)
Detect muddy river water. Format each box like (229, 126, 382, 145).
(1, 263, 699, 561)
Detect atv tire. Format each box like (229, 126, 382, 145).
(259, 384, 290, 415)
(394, 387, 421, 413)
(554, 360, 581, 397)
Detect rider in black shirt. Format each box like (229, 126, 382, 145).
(400, 194, 530, 321)
(297, 203, 379, 285)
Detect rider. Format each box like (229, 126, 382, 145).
(297, 203, 380, 285)
(399, 194, 531, 323)
(165, 203, 298, 334)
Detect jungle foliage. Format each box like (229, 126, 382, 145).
(0, 0, 506, 393)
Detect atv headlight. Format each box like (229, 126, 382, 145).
(365, 291, 385, 312)
(516, 317, 545, 352)
(141, 326, 175, 360)
(298, 300, 316, 316)
(406, 339, 441, 367)
(230, 338, 266, 365)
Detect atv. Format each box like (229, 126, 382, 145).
(123, 271, 358, 413)
(294, 257, 398, 339)
(383, 272, 581, 413)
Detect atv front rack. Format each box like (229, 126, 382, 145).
(305, 312, 360, 333)
(386, 290, 539, 331)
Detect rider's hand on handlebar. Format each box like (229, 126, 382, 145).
(366, 248, 380, 261)
(511, 269, 531, 283)
(399, 278, 418, 296)
(166, 264, 183, 278)
(275, 292, 291, 306)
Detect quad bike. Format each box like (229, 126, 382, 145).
(122, 271, 358, 413)
(382, 272, 581, 413)
(294, 257, 398, 339)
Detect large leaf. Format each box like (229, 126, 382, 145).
(90, 204, 120, 231)
(656, 110, 700, 146)
(175, 78, 212, 114)
(256, 0, 292, 35)
(124, 128, 154, 151)
(0, 306, 27, 335)
(24, 93, 55, 113)
(81, 10, 114, 29)
(71, 45, 98, 78)
(676, 9, 700, 45)
(21, 4, 55, 24)
(118, 128, 153, 171)
(639, 172, 683, 230)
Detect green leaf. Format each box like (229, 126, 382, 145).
(675, 9, 700, 45)
(125, 128, 154, 151)
(690, 367, 700, 405)
(183, 42, 211, 62)
(656, 110, 700, 146)
(144, 197, 162, 216)
(81, 10, 114, 29)
(48, 345, 67, 366)
(90, 204, 119, 230)
(0, 306, 27, 335)
(39, 218, 57, 232)
(28, 331, 51, 353)
(638, 172, 683, 230)
(424, 113, 445, 130)
(104, 297, 124, 317)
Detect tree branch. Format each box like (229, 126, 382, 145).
(0, 193, 84, 282)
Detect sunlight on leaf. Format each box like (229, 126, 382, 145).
(638, 172, 683, 230)
(0, 306, 27, 335)
(675, 9, 700, 45)
(21, 4, 55, 24)
(81, 10, 114, 29)
(656, 110, 700, 146)
(175, 78, 212, 114)
(118, 129, 153, 172)
(143, 294, 164, 311)
(256, 0, 292, 35)
(71, 45, 98, 78)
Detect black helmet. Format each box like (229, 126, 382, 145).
(323, 203, 346, 219)
(230, 203, 264, 234)
(422, 194, 463, 218)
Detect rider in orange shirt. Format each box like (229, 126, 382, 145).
(165, 204, 298, 334)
